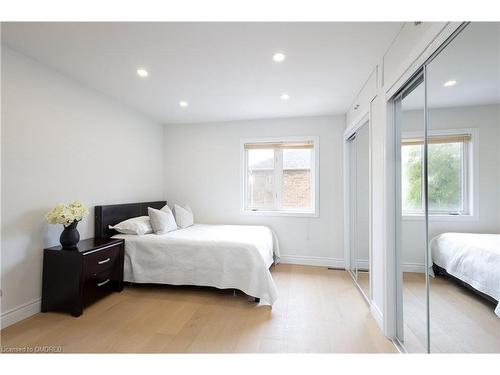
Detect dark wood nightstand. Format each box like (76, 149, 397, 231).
(41, 237, 125, 317)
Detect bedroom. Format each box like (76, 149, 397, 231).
(0, 22, 398, 353)
(0, 2, 499, 370)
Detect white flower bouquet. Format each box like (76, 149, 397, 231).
(46, 201, 89, 227)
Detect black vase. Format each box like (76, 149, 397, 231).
(60, 220, 80, 250)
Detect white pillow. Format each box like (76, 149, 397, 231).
(148, 206, 177, 234)
(160, 204, 172, 213)
(174, 204, 194, 229)
(109, 216, 152, 235)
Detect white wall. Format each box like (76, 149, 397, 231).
(163, 115, 345, 265)
(1, 47, 164, 326)
(401, 104, 500, 268)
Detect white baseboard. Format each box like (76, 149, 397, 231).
(370, 301, 384, 330)
(402, 262, 426, 273)
(279, 254, 345, 268)
(1, 298, 41, 329)
(354, 259, 369, 270)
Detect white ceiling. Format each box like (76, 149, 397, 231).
(2, 22, 403, 124)
(402, 22, 500, 111)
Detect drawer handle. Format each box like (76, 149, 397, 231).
(98, 258, 111, 265)
(97, 279, 110, 287)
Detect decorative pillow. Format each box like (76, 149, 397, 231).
(109, 216, 152, 235)
(174, 204, 194, 229)
(148, 206, 177, 234)
(160, 204, 172, 213)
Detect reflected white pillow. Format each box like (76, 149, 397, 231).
(148, 206, 177, 234)
(109, 216, 152, 235)
(174, 204, 194, 229)
(160, 204, 172, 213)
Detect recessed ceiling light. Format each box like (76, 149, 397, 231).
(136, 68, 149, 78)
(273, 52, 286, 62)
(444, 80, 457, 87)
(280, 93, 290, 101)
(179, 101, 188, 108)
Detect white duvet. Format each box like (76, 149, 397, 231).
(430, 232, 500, 317)
(113, 224, 280, 305)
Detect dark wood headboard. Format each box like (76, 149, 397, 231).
(94, 201, 166, 238)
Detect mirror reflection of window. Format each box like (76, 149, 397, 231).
(401, 134, 471, 215)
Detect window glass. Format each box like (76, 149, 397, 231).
(243, 140, 317, 214)
(247, 149, 275, 209)
(401, 137, 467, 214)
(282, 148, 312, 209)
(428, 142, 463, 212)
(401, 144, 423, 211)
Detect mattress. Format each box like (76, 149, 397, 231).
(430, 232, 500, 317)
(113, 224, 280, 305)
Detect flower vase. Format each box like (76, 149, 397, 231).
(60, 220, 80, 250)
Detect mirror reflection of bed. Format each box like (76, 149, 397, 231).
(398, 23, 500, 353)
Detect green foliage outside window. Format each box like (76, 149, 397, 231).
(402, 142, 462, 212)
(402, 145, 422, 210)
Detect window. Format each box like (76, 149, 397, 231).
(401, 133, 472, 215)
(242, 137, 318, 216)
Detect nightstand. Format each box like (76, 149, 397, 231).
(41, 237, 125, 317)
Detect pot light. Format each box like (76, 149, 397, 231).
(179, 101, 189, 108)
(444, 80, 457, 87)
(272, 52, 286, 62)
(280, 93, 290, 101)
(136, 68, 149, 78)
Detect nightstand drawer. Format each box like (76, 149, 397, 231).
(83, 244, 120, 277)
(83, 270, 116, 306)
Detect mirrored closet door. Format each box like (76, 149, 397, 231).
(426, 22, 500, 353)
(394, 22, 500, 353)
(394, 72, 429, 353)
(347, 121, 370, 299)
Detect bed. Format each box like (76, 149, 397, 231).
(429, 232, 500, 317)
(94, 201, 280, 305)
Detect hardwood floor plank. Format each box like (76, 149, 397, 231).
(402, 272, 500, 353)
(1, 264, 396, 353)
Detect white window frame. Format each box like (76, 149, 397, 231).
(240, 136, 320, 217)
(401, 128, 477, 220)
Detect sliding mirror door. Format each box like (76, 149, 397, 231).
(355, 123, 370, 297)
(426, 22, 500, 353)
(347, 121, 370, 299)
(348, 133, 358, 279)
(395, 74, 429, 353)
(394, 22, 500, 354)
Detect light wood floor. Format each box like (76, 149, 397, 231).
(402, 272, 500, 353)
(0, 264, 396, 353)
(356, 271, 370, 297)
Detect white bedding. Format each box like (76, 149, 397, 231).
(113, 224, 280, 305)
(430, 232, 500, 317)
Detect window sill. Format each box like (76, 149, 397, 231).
(402, 214, 477, 222)
(241, 209, 319, 218)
